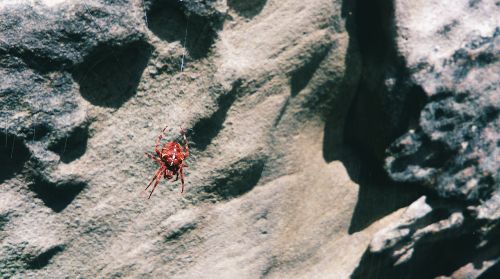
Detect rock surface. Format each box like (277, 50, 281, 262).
(352, 0, 500, 278)
(0, 0, 498, 278)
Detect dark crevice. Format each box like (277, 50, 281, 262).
(72, 40, 152, 108)
(337, 145, 425, 234)
(403, 85, 428, 130)
(354, 0, 395, 62)
(26, 245, 65, 270)
(227, 0, 267, 18)
(336, 0, 423, 162)
(324, 0, 427, 236)
(47, 125, 89, 163)
(0, 133, 31, 183)
(28, 177, 86, 212)
(322, 2, 360, 163)
(147, 0, 219, 59)
(189, 82, 240, 151)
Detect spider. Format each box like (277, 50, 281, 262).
(144, 126, 189, 198)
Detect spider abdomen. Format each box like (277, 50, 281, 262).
(161, 142, 185, 167)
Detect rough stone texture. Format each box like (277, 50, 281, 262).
(386, 7, 499, 201)
(352, 0, 500, 278)
(0, 0, 498, 278)
(0, 0, 394, 278)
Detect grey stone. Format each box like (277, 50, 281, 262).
(1, 0, 498, 278)
(0, 0, 367, 278)
(352, 0, 500, 278)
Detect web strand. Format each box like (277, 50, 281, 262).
(180, 17, 189, 72)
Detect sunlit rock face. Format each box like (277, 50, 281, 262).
(0, 0, 497, 278)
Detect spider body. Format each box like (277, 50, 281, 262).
(162, 142, 183, 164)
(145, 127, 189, 198)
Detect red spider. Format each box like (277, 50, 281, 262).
(144, 126, 189, 198)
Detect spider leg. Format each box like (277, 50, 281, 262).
(148, 166, 165, 199)
(155, 126, 168, 156)
(145, 152, 162, 164)
(180, 127, 189, 158)
(145, 165, 163, 191)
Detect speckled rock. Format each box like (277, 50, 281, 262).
(353, 0, 500, 278)
(0, 0, 383, 278)
(1, 0, 498, 278)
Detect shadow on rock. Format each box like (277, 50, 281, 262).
(330, 146, 423, 234)
(147, 0, 220, 59)
(290, 47, 330, 97)
(200, 156, 265, 201)
(72, 41, 152, 108)
(0, 134, 31, 183)
(320, 0, 425, 234)
(47, 125, 89, 164)
(227, 0, 267, 18)
(28, 176, 86, 213)
(189, 82, 239, 152)
(26, 245, 65, 270)
(350, 213, 483, 278)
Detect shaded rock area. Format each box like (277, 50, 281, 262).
(351, 0, 500, 278)
(0, 0, 497, 278)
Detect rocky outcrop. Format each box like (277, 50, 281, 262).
(0, 0, 497, 278)
(352, 0, 500, 278)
